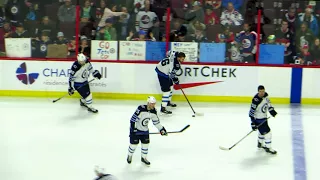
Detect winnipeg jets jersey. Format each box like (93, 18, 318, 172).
(249, 93, 274, 119)
(155, 51, 181, 78)
(69, 61, 94, 87)
(95, 174, 118, 180)
(130, 105, 163, 135)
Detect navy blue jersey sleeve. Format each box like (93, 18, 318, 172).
(68, 61, 81, 87)
(249, 94, 262, 119)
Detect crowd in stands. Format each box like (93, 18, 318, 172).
(0, 0, 320, 65)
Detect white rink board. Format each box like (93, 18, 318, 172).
(302, 68, 320, 98)
(0, 60, 291, 97)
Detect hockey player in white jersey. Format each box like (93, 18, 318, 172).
(94, 166, 118, 180)
(68, 53, 102, 113)
(127, 96, 168, 165)
(249, 85, 278, 154)
(155, 51, 186, 114)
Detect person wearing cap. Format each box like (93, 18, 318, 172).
(94, 166, 118, 180)
(96, 18, 116, 40)
(298, 6, 319, 36)
(185, 1, 205, 23)
(296, 44, 313, 65)
(54, 32, 68, 44)
(126, 96, 167, 166)
(10, 22, 29, 38)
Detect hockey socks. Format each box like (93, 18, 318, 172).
(127, 144, 137, 164)
(84, 93, 98, 113)
(161, 91, 170, 107)
(141, 143, 150, 165)
(258, 132, 277, 154)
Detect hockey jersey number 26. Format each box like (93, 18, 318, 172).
(249, 93, 275, 119)
(155, 52, 181, 78)
(69, 61, 94, 87)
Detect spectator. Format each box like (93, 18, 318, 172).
(80, 0, 96, 23)
(295, 22, 314, 52)
(266, 35, 276, 44)
(96, 18, 116, 40)
(235, 23, 257, 63)
(0, 21, 15, 51)
(10, 22, 29, 38)
(134, 0, 145, 13)
(188, 25, 208, 42)
(204, 0, 221, 9)
(25, 3, 41, 21)
(96, 0, 107, 19)
(126, 29, 155, 41)
(78, 35, 90, 57)
(298, 6, 319, 36)
(37, 33, 52, 58)
(216, 25, 234, 43)
(220, 2, 243, 26)
(204, 5, 219, 25)
(5, 0, 28, 25)
(135, 0, 158, 33)
(118, 6, 130, 40)
(189, 20, 206, 34)
(57, 0, 76, 23)
(67, 38, 76, 57)
(98, 4, 126, 28)
(311, 38, 320, 64)
(35, 16, 56, 40)
(275, 20, 294, 64)
(222, 0, 243, 11)
(185, 1, 205, 23)
(296, 44, 312, 65)
(284, 7, 298, 33)
(80, 17, 96, 40)
(54, 32, 68, 44)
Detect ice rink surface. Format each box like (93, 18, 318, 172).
(0, 97, 318, 180)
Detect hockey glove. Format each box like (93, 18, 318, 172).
(160, 127, 168, 136)
(172, 77, 179, 85)
(251, 122, 257, 131)
(93, 70, 102, 79)
(269, 107, 277, 117)
(68, 87, 74, 96)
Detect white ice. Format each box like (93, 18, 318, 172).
(0, 97, 318, 180)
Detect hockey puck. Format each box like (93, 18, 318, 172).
(192, 115, 195, 117)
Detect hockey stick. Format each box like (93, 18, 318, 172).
(149, 125, 190, 134)
(219, 117, 270, 151)
(52, 78, 96, 103)
(176, 83, 204, 116)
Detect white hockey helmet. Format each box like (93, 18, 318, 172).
(147, 96, 156, 104)
(94, 166, 105, 174)
(77, 53, 87, 63)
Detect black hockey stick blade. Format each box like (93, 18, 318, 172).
(149, 125, 190, 134)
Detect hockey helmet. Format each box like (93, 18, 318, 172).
(94, 166, 105, 174)
(147, 96, 156, 104)
(77, 53, 87, 63)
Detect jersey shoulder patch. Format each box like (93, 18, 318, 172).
(150, 108, 157, 115)
(252, 94, 262, 104)
(70, 61, 81, 75)
(137, 105, 148, 111)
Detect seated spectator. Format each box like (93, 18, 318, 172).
(226, 42, 241, 62)
(188, 25, 208, 42)
(135, 0, 158, 33)
(96, 18, 117, 40)
(98, 4, 126, 28)
(266, 35, 276, 44)
(0, 21, 15, 51)
(234, 23, 257, 63)
(311, 38, 320, 64)
(96, 0, 107, 19)
(216, 25, 234, 43)
(295, 44, 312, 65)
(298, 6, 319, 36)
(5, 0, 28, 25)
(67, 38, 76, 57)
(220, 2, 243, 26)
(25, 3, 41, 21)
(222, 0, 243, 10)
(185, 1, 205, 23)
(10, 23, 29, 38)
(35, 16, 56, 40)
(189, 20, 206, 34)
(58, 0, 76, 23)
(284, 7, 298, 33)
(134, 0, 146, 13)
(54, 32, 68, 44)
(126, 29, 155, 41)
(204, 5, 219, 25)
(80, 18, 96, 40)
(80, 0, 96, 23)
(32, 32, 52, 58)
(79, 35, 90, 57)
(204, 0, 221, 9)
(295, 22, 314, 52)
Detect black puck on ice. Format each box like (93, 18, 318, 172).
(192, 115, 195, 117)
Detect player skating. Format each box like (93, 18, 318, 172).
(68, 53, 102, 113)
(249, 85, 278, 154)
(127, 96, 168, 165)
(94, 166, 118, 180)
(155, 51, 186, 114)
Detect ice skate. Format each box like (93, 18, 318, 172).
(160, 106, 172, 115)
(167, 101, 177, 107)
(80, 99, 88, 107)
(127, 155, 132, 164)
(87, 106, 98, 113)
(141, 157, 151, 165)
(265, 148, 277, 154)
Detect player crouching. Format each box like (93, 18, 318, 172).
(155, 51, 186, 114)
(68, 53, 102, 113)
(249, 85, 278, 154)
(127, 96, 168, 165)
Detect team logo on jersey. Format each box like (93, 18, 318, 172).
(16, 62, 39, 85)
(261, 104, 268, 113)
(142, 118, 150, 127)
(141, 15, 151, 24)
(242, 39, 251, 48)
(11, 6, 18, 14)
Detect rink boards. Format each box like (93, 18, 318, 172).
(0, 59, 318, 104)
